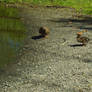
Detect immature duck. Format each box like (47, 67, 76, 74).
(39, 27, 50, 38)
(77, 30, 90, 46)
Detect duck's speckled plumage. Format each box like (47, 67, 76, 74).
(39, 27, 50, 37)
(77, 30, 90, 46)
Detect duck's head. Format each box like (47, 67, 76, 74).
(77, 30, 87, 36)
(77, 32, 82, 36)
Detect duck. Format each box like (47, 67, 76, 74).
(39, 26, 50, 38)
(77, 30, 90, 46)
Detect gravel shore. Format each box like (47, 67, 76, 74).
(0, 7, 92, 92)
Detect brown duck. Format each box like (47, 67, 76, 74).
(39, 27, 50, 38)
(77, 30, 90, 46)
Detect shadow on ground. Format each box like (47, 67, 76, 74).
(32, 35, 44, 40)
(49, 16, 92, 30)
(83, 59, 92, 63)
(69, 44, 84, 47)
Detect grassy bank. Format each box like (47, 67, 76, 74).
(1, 0, 92, 15)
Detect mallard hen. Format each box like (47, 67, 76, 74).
(39, 27, 50, 38)
(77, 30, 90, 46)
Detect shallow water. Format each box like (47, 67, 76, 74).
(0, 5, 26, 68)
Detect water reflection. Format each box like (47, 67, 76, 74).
(0, 30, 26, 68)
(0, 5, 27, 68)
(0, 29, 26, 68)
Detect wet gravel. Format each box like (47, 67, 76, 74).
(0, 7, 92, 92)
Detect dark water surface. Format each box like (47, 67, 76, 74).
(0, 5, 27, 68)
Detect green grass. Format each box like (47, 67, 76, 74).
(62, 0, 92, 15)
(1, 0, 92, 15)
(29, 0, 92, 15)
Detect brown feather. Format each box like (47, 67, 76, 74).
(77, 34, 90, 46)
(39, 27, 50, 37)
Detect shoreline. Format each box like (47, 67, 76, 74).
(0, 6, 92, 92)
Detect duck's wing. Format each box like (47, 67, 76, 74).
(81, 37, 90, 43)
